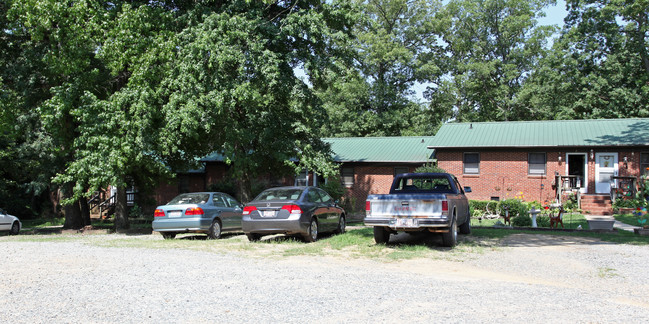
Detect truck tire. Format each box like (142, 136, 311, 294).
(459, 215, 471, 235)
(373, 226, 390, 244)
(442, 216, 457, 247)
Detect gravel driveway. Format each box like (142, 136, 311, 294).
(1, 232, 648, 323)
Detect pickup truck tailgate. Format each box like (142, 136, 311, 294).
(366, 194, 446, 218)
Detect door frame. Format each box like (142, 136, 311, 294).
(595, 152, 618, 194)
(565, 153, 588, 194)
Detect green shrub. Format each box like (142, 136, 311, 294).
(319, 175, 345, 202)
(497, 199, 527, 218)
(128, 203, 143, 218)
(536, 215, 550, 228)
(470, 200, 491, 213)
(512, 214, 532, 227)
(414, 163, 446, 173)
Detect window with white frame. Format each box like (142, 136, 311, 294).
(463, 153, 480, 174)
(341, 167, 354, 187)
(528, 152, 546, 175)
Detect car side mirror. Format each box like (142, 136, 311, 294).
(464, 187, 472, 193)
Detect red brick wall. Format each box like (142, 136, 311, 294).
(342, 163, 421, 212)
(438, 148, 644, 203)
(153, 173, 206, 206)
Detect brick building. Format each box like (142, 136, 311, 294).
(153, 118, 649, 215)
(326, 137, 435, 212)
(429, 119, 649, 214)
(152, 137, 435, 213)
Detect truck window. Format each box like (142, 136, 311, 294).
(395, 176, 452, 192)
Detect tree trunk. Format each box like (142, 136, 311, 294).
(62, 183, 83, 230)
(114, 186, 129, 230)
(237, 175, 252, 203)
(79, 196, 91, 226)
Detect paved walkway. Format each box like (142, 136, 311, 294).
(584, 214, 639, 232)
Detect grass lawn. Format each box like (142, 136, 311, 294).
(614, 213, 647, 228)
(8, 214, 647, 262)
(20, 216, 153, 230)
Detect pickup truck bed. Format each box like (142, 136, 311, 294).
(364, 173, 472, 247)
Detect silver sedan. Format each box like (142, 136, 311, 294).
(0, 208, 21, 235)
(152, 192, 243, 239)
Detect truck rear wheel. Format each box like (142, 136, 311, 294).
(373, 226, 390, 244)
(442, 216, 457, 247)
(459, 216, 471, 234)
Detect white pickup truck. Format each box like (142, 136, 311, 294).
(364, 173, 472, 247)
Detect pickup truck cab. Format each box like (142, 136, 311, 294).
(364, 172, 472, 247)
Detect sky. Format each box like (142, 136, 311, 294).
(538, 0, 568, 28)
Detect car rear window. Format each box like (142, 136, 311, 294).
(167, 193, 210, 205)
(254, 189, 303, 201)
(394, 176, 453, 193)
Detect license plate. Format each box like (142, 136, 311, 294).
(168, 211, 182, 218)
(261, 210, 276, 218)
(393, 218, 418, 228)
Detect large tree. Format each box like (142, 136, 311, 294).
(429, 0, 557, 122)
(319, 0, 443, 137)
(154, 1, 353, 201)
(62, 0, 356, 217)
(520, 0, 649, 119)
(2, 0, 117, 227)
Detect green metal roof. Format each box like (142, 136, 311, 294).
(430, 119, 649, 148)
(201, 152, 226, 162)
(324, 137, 435, 162)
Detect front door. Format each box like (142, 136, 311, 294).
(595, 153, 618, 194)
(566, 153, 587, 194)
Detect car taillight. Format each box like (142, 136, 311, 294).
(154, 209, 165, 217)
(366, 201, 371, 212)
(281, 205, 302, 214)
(185, 207, 204, 216)
(441, 200, 448, 214)
(243, 206, 257, 215)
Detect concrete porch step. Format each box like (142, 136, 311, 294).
(580, 194, 613, 215)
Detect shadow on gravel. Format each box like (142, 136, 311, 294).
(499, 233, 615, 248)
(253, 232, 338, 244)
(176, 232, 244, 240)
(384, 231, 461, 250)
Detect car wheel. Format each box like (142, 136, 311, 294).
(303, 218, 318, 242)
(9, 221, 19, 235)
(442, 215, 458, 247)
(246, 233, 261, 242)
(373, 226, 390, 244)
(208, 219, 222, 239)
(459, 215, 471, 235)
(161, 232, 177, 240)
(334, 216, 346, 234)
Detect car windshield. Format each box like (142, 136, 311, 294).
(254, 189, 303, 201)
(167, 193, 210, 205)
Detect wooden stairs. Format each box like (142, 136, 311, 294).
(580, 194, 614, 215)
